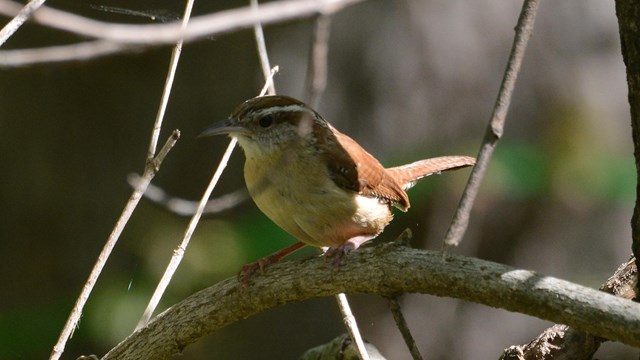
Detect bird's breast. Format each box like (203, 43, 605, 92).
(242, 149, 392, 247)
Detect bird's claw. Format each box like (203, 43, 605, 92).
(238, 258, 272, 285)
(324, 242, 357, 269)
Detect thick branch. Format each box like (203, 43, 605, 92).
(103, 242, 640, 360)
(500, 258, 637, 359)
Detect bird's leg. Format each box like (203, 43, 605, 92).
(324, 235, 374, 268)
(239, 241, 306, 284)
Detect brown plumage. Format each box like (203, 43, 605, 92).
(201, 95, 475, 275)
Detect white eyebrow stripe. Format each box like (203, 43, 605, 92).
(253, 104, 310, 117)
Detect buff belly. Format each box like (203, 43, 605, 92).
(243, 152, 393, 248)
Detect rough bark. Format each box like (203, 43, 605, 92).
(101, 241, 640, 360)
(500, 259, 637, 360)
(616, 0, 640, 270)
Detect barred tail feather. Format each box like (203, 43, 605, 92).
(386, 156, 475, 191)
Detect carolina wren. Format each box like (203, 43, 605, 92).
(201, 95, 474, 275)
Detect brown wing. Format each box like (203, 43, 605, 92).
(319, 123, 410, 211)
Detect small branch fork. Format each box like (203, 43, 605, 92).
(135, 135, 238, 330)
(50, 131, 180, 360)
(134, 1, 283, 330)
(48, 0, 194, 357)
(443, 0, 540, 249)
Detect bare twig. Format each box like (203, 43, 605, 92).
(500, 3, 640, 357)
(304, 14, 332, 108)
(135, 0, 281, 327)
(336, 293, 370, 360)
(50, 130, 180, 360)
(0, 0, 46, 46)
(102, 244, 640, 359)
(136, 137, 238, 330)
(0, 40, 132, 65)
(134, 68, 278, 328)
(259, 66, 279, 96)
(0, 0, 363, 66)
(127, 174, 249, 216)
(132, 0, 196, 330)
(386, 297, 423, 360)
(251, 0, 276, 96)
(51, 0, 195, 355)
(443, 0, 539, 249)
(147, 1, 193, 161)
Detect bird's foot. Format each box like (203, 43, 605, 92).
(324, 235, 374, 269)
(237, 241, 306, 285)
(238, 257, 273, 285)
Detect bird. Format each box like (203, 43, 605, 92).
(200, 95, 475, 279)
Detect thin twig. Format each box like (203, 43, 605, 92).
(251, 0, 276, 96)
(0, 40, 132, 66)
(49, 130, 180, 360)
(136, 137, 238, 329)
(147, 0, 194, 160)
(0, 0, 363, 66)
(0, 0, 46, 46)
(135, 8, 280, 327)
(336, 293, 370, 360)
(52, 0, 195, 353)
(259, 66, 279, 96)
(443, 0, 539, 249)
(127, 174, 249, 216)
(304, 14, 332, 108)
(386, 297, 423, 360)
(132, 0, 196, 329)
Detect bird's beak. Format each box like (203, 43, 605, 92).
(198, 118, 250, 138)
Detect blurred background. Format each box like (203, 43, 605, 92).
(0, 0, 636, 359)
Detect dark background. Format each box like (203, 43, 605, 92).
(0, 0, 636, 359)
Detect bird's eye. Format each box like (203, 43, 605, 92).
(258, 114, 273, 128)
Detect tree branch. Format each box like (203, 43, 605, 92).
(0, 0, 46, 46)
(304, 14, 332, 108)
(0, 0, 363, 67)
(102, 242, 640, 360)
(615, 0, 640, 274)
(0, 0, 359, 44)
(443, 0, 539, 248)
(51, 131, 180, 360)
(500, 258, 637, 359)
(386, 297, 423, 360)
